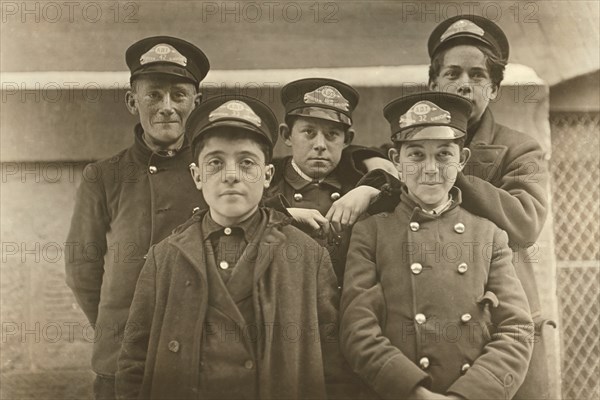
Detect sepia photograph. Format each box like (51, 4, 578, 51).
(1, 1, 598, 399)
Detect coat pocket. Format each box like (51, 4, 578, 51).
(477, 291, 499, 340)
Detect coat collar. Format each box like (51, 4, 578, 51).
(468, 108, 496, 146)
(283, 157, 342, 191)
(130, 123, 192, 165)
(396, 186, 463, 221)
(169, 208, 293, 281)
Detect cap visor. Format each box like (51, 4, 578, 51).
(198, 120, 271, 144)
(131, 63, 198, 84)
(396, 126, 465, 142)
(288, 107, 351, 126)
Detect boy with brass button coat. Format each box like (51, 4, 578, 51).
(267, 78, 396, 284)
(116, 95, 345, 399)
(340, 92, 533, 400)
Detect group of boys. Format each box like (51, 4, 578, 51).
(66, 14, 550, 400)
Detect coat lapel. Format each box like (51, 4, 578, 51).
(465, 109, 508, 182)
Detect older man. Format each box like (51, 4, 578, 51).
(65, 36, 209, 399)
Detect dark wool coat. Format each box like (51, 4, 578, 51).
(340, 189, 534, 400)
(115, 208, 345, 400)
(360, 108, 552, 399)
(64, 125, 206, 376)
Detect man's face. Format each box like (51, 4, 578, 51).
(283, 116, 350, 180)
(191, 134, 273, 226)
(429, 45, 497, 125)
(126, 75, 200, 149)
(390, 139, 467, 210)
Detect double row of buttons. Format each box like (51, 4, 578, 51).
(409, 262, 469, 275)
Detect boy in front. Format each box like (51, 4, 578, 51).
(116, 95, 342, 399)
(340, 92, 533, 400)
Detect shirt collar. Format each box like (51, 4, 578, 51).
(284, 158, 342, 191)
(201, 209, 262, 241)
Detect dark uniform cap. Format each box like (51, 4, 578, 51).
(384, 92, 472, 142)
(281, 78, 359, 127)
(186, 95, 278, 149)
(428, 15, 509, 62)
(126, 36, 210, 84)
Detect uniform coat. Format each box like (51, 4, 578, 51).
(64, 125, 206, 376)
(340, 189, 534, 400)
(266, 146, 383, 284)
(115, 208, 344, 400)
(361, 108, 551, 398)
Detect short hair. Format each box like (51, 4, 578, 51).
(192, 128, 272, 164)
(428, 40, 506, 89)
(392, 136, 466, 151)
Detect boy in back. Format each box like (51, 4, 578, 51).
(116, 95, 343, 399)
(340, 92, 533, 400)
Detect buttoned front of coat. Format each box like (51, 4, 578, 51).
(116, 208, 344, 400)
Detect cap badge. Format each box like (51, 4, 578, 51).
(209, 100, 262, 127)
(440, 19, 485, 42)
(303, 85, 350, 111)
(399, 101, 451, 128)
(140, 44, 187, 67)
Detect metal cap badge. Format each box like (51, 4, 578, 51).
(384, 92, 472, 142)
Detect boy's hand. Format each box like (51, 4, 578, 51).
(326, 186, 380, 231)
(362, 157, 399, 178)
(287, 207, 330, 234)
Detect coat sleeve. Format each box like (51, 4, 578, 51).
(340, 218, 431, 399)
(115, 246, 157, 400)
(456, 138, 548, 248)
(64, 163, 110, 325)
(446, 229, 534, 400)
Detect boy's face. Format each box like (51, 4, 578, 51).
(190, 134, 273, 226)
(429, 45, 497, 126)
(389, 139, 469, 210)
(282, 116, 352, 180)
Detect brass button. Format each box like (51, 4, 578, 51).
(148, 166, 158, 174)
(219, 261, 229, 270)
(415, 313, 426, 324)
(457, 262, 468, 274)
(143, 254, 148, 260)
(192, 206, 200, 214)
(330, 192, 341, 201)
(419, 357, 430, 370)
(244, 360, 254, 369)
(409, 222, 420, 232)
(168, 340, 180, 353)
(410, 263, 423, 275)
(461, 313, 472, 323)
(293, 193, 303, 202)
(461, 363, 471, 374)
(454, 222, 465, 233)
(224, 227, 232, 235)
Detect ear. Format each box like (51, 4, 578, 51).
(488, 84, 498, 101)
(343, 128, 355, 148)
(193, 91, 203, 107)
(189, 162, 203, 190)
(263, 164, 275, 188)
(458, 148, 471, 171)
(279, 123, 292, 147)
(388, 147, 403, 180)
(125, 90, 138, 115)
